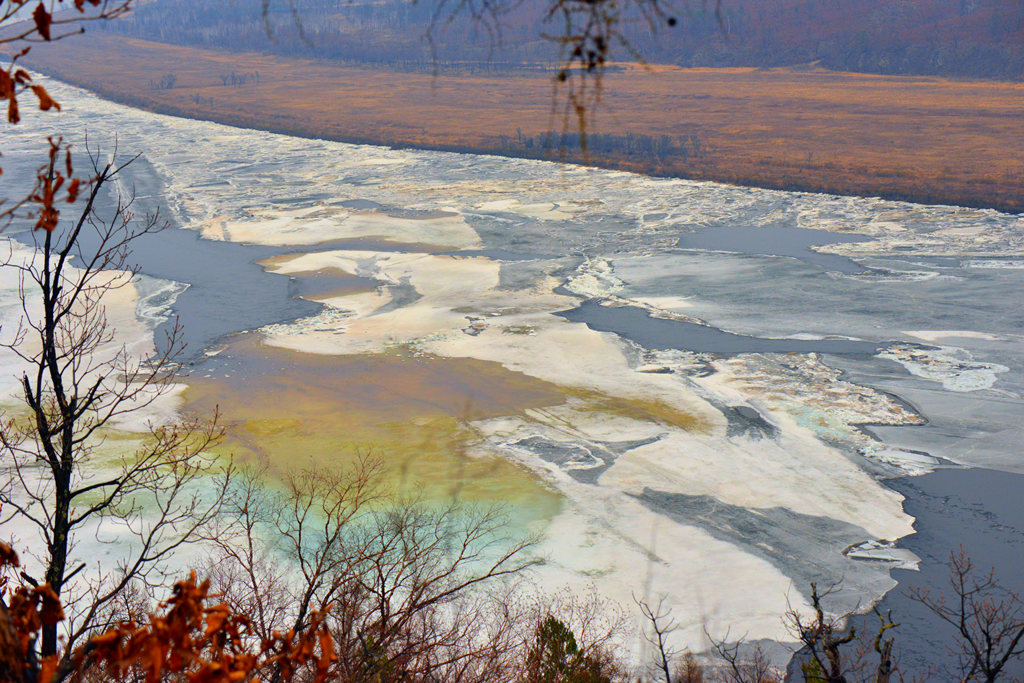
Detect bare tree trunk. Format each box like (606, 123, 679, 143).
(41, 494, 69, 656)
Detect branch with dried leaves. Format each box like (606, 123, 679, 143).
(1, 1, 132, 197)
(1, 541, 337, 683)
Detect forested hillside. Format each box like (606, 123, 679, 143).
(110, 0, 1024, 78)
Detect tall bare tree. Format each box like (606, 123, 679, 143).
(0, 140, 227, 666)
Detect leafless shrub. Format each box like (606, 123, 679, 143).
(706, 632, 781, 683)
(782, 581, 899, 683)
(201, 458, 554, 681)
(638, 595, 686, 683)
(906, 549, 1024, 683)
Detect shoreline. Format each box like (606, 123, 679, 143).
(40, 78, 1024, 216)
(13, 31, 1024, 214)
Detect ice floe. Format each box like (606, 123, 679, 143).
(904, 330, 1006, 343)
(880, 344, 1009, 393)
(203, 205, 482, 250)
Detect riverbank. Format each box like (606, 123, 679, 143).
(16, 30, 1024, 213)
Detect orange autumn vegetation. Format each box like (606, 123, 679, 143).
(18, 31, 1024, 213)
(0, 537, 632, 683)
(1, 540, 336, 683)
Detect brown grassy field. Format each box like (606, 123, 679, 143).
(21, 31, 1024, 212)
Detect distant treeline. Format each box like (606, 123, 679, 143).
(104, 0, 1024, 80)
(653, 0, 1024, 80)
(102, 0, 562, 72)
(496, 130, 708, 163)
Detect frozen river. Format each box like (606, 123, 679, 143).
(2, 76, 1023, 669)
